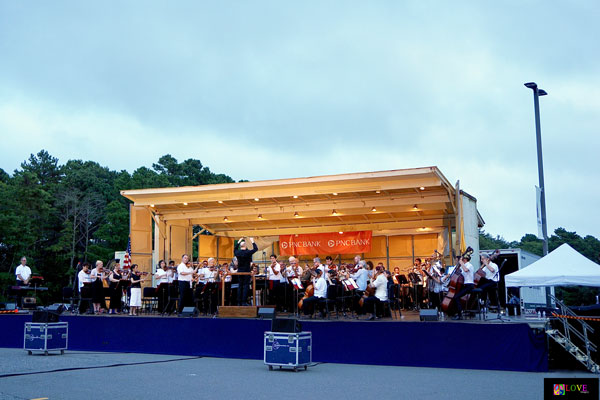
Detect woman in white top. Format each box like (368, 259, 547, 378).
(129, 264, 147, 316)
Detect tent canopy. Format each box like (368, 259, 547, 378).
(505, 244, 600, 287)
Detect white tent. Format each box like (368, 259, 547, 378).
(505, 243, 600, 287)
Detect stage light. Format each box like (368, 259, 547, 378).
(150, 204, 154, 207)
(294, 212, 299, 217)
(419, 187, 425, 191)
(223, 216, 228, 222)
(371, 207, 377, 212)
(339, 231, 343, 234)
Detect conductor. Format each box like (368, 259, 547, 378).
(234, 237, 258, 305)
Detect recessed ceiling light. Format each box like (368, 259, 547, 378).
(332, 209, 338, 216)
(339, 231, 343, 234)
(258, 214, 263, 219)
(375, 190, 381, 194)
(223, 216, 228, 222)
(333, 192, 338, 196)
(293, 195, 298, 199)
(183, 202, 188, 206)
(371, 207, 377, 212)
(150, 204, 154, 207)
(294, 212, 299, 217)
(218, 200, 223, 204)
(254, 198, 259, 202)
(419, 187, 425, 191)
(413, 204, 418, 210)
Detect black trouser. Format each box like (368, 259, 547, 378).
(479, 279, 499, 308)
(353, 290, 365, 314)
(15, 280, 25, 308)
(238, 275, 251, 305)
(362, 296, 383, 316)
(455, 284, 475, 314)
(156, 283, 168, 313)
(178, 281, 192, 313)
(79, 285, 92, 314)
(109, 286, 122, 311)
(302, 296, 324, 316)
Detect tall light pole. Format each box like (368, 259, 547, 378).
(525, 81, 551, 306)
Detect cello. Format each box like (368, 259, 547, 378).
(441, 247, 473, 316)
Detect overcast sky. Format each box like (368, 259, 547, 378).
(0, 1, 598, 242)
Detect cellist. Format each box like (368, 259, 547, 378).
(452, 254, 475, 320)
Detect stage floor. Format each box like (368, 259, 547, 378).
(49, 308, 549, 329)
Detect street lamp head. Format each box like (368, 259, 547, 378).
(524, 82, 538, 90)
(538, 89, 548, 96)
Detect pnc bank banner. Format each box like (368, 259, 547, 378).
(279, 231, 372, 256)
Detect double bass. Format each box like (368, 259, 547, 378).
(441, 247, 473, 316)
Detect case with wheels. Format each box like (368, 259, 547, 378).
(264, 331, 311, 371)
(24, 322, 68, 355)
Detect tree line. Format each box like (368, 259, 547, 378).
(0, 150, 598, 306)
(0, 150, 234, 300)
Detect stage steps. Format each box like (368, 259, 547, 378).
(547, 295, 600, 374)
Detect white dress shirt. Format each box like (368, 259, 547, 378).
(268, 263, 281, 281)
(15, 265, 32, 282)
(177, 263, 194, 287)
(484, 261, 499, 282)
(314, 276, 327, 298)
(155, 268, 168, 284)
(372, 274, 388, 301)
(461, 262, 474, 285)
(78, 270, 92, 290)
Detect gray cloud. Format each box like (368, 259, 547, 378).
(1, 1, 598, 241)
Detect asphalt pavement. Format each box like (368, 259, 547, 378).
(0, 348, 596, 400)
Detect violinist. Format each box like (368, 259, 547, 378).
(90, 260, 108, 314)
(362, 266, 388, 320)
(108, 262, 124, 314)
(302, 269, 327, 318)
(351, 261, 369, 314)
(202, 258, 219, 314)
(129, 264, 147, 316)
(479, 253, 500, 308)
(452, 254, 475, 320)
(177, 254, 194, 314)
(78, 262, 93, 314)
(267, 254, 283, 308)
(155, 260, 169, 314)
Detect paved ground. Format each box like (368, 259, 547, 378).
(0, 348, 595, 400)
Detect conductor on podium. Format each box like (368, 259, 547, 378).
(234, 237, 258, 305)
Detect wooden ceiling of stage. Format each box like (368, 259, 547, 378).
(121, 167, 459, 237)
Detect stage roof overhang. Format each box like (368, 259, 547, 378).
(121, 167, 463, 238)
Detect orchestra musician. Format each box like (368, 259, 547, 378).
(362, 266, 388, 320)
(302, 269, 327, 318)
(129, 264, 147, 316)
(108, 261, 124, 314)
(351, 260, 369, 314)
(177, 254, 194, 314)
(201, 258, 219, 314)
(452, 253, 475, 320)
(78, 262, 93, 314)
(234, 237, 258, 306)
(90, 260, 108, 314)
(15, 256, 31, 286)
(14, 256, 31, 308)
(479, 253, 500, 309)
(229, 257, 239, 305)
(154, 260, 169, 314)
(267, 254, 283, 309)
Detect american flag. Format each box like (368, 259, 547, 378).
(123, 238, 131, 269)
